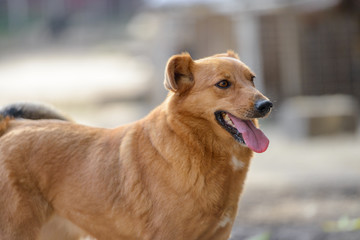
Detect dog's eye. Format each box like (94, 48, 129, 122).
(215, 80, 231, 89)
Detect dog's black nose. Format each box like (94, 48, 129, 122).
(255, 99, 273, 116)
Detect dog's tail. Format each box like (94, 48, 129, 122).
(0, 103, 71, 135)
(0, 103, 70, 121)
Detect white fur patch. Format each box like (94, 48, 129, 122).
(218, 213, 232, 228)
(231, 156, 245, 171)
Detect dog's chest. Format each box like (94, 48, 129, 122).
(183, 155, 247, 238)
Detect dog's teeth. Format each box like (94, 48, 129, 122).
(229, 121, 235, 127)
(224, 114, 231, 122)
(224, 114, 235, 127)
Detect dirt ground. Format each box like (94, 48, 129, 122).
(232, 184, 360, 240)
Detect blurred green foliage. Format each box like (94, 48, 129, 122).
(323, 216, 360, 232)
(246, 232, 271, 240)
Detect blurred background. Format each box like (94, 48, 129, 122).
(0, 0, 359, 239)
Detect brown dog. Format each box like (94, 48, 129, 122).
(0, 51, 272, 240)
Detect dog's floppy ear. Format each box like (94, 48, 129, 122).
(164, 53, 194, 93)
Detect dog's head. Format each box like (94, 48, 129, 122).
(164, 51, 272, 153)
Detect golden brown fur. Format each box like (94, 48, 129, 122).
(0, 51, 271, 240)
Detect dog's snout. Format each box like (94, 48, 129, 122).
(255, 99, 273, 116)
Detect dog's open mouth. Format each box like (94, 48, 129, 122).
(215, 111, 269, 153)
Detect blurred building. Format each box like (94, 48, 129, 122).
(261, 0, 360, 103)
(139, 0, 360, 106)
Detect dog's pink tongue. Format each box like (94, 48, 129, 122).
(228, 115, 269, 153)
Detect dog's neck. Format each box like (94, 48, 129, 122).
(144, 98, 252, 173)
(141, 99, 253, 215)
